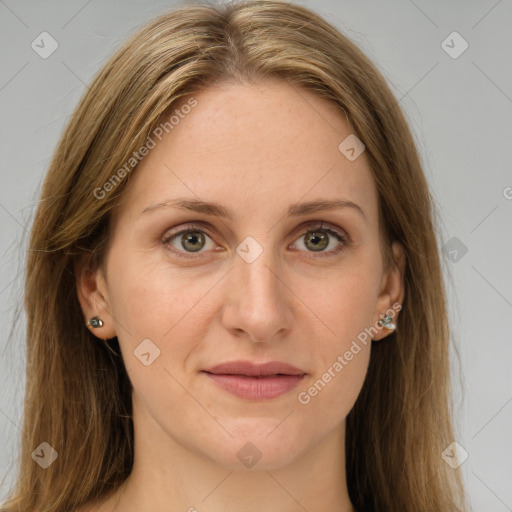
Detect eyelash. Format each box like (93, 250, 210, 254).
(161, 222, 349, 260)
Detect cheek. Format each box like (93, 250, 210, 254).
(309, 263, 380, 351)
(105, 256, 210, 418)
(106, 251, 218, 367)
(295, 344, 370, 440)
(296, 285, 373, 423)
(294, 267, 378, 415)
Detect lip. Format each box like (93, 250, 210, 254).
(204, 360, 306, 376)
(202, 360, 307, 400)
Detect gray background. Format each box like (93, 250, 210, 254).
(1, 1, 511, 510)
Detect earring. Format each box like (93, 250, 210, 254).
(378, 314, 396, 330)
(86, 316, 104, 329)
(86, 316, 119, 356)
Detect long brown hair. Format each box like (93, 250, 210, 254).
(1, 1, 466, 510)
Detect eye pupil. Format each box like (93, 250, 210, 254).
(167, 225, 343, 258)
(182, 231, 205, 252)
(305, 231, 328, 251)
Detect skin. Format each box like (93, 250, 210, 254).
(77, 78, 406, 512)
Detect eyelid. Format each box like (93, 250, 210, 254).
(161, 222, 218, 259)
(288, 222, 349, 258)
(161, 220, 350, 258)
(292, 220, 351, 244)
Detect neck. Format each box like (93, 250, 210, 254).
(99, 396, 356, 512)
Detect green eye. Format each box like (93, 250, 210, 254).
(292, 224, 347, 257)
(178, 230, 207, 252)
(162, 222, 349, 259)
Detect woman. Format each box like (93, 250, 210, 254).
(1, 1, 466, 511)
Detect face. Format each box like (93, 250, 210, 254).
(78, 78, 405, 472)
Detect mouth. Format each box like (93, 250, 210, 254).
(201, 360, 307, 400)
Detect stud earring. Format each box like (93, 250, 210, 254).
(86, 316, 104, 329)
(378, 314, 396, 330)
(85, 316, 119, 356)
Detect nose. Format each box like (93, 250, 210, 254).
(221, 240, 294, 344)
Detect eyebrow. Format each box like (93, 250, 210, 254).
(140, 198, 366, 221)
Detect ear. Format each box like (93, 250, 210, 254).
(75, 254, 117, 340)
(372, 241, 406, 341)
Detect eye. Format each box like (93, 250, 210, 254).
(162, 221, 349, 259)
(291, 222, 349, 258)
(162, 223, 217, 258)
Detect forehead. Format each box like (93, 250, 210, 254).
(114, 79, 378, 226)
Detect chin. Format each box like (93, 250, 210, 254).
(199, 418, 312, 471)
